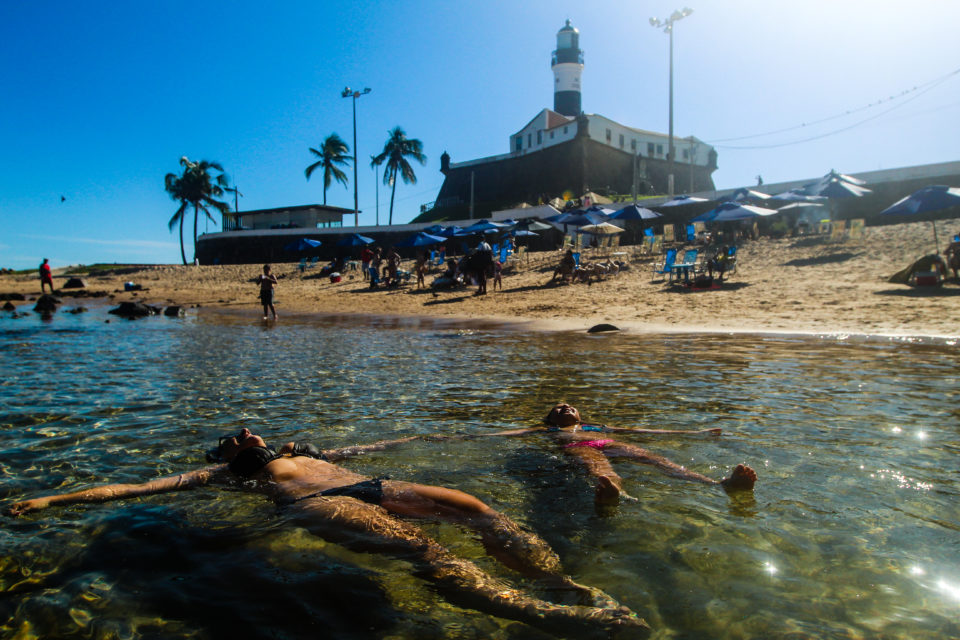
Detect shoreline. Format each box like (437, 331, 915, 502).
(3, 220, 959, 341)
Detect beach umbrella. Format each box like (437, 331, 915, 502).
(577, 222, 625, 235)
(498, 218, 520, 227)
(562, 211, 610, 227)
(422, 224, 445, 235)
(692, 202, 779, 223)
(508, 229, 539, 237)
(771, 189, 828, 204)
(818, 169, 866, 186)
(545, 211, 574, 223)
(395, 231, 448, 248)
(722, 187, 771, 202)
(283, 238, 323, 252)
(805, 177, 872, 199)
(337, 233, 375, 247)
(654, 195, 711, 209)
(515, 218, 553, 231)
(460, 219, 507, 234)
(438, 225, 463, 238)
(879, 185, 960, 254)
(609, 204, 662, 221)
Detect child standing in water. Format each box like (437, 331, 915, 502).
(257, 264, 278, 320)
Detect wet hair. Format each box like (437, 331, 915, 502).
(543, 404, 581, 425)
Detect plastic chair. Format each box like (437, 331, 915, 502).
(686, 224, 696, 243)
(652, 248, 677, 280)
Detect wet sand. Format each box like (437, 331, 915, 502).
(3, 221, 958, 337)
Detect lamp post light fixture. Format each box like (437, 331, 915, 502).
(341, 86, 371, 226)
(649, 7, 692, 196)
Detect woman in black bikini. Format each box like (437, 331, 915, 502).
(471, 403, 758, 505)
(5, 428, 649, 637)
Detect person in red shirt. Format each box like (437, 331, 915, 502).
(359, 246, 374, 281)
(39, 258, 54, 294)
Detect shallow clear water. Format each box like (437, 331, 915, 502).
(1, 308, 958, 639)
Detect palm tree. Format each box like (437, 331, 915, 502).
(371, 127, 426, 225)
(164, 157, 231, 265)
(305, 133, 351, 205)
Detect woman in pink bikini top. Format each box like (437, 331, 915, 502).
(474, 403, 757, 506)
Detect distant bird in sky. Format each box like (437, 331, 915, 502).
(60, 195, 66, 203)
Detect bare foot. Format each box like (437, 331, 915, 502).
(595, 475, 622, 505)
(721, 464, 757, 492)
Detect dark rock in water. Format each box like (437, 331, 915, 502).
(587, 323, 620, 333)
(0, 293, 26, 301)
(2, 301, 15, 311)
(108, 301, 160, 318)
(62, 277, 87, 289)
(163, 306, 185, 317)
(67, 306, 88, 314)
(33, 294, 61, 313)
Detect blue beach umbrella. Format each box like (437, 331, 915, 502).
(460, 219, 507, 234)
(337, 233, 375, 247)
(693, 202, 779, 223)
(508, 229, 539, 237)
(880, 185, 960, 253)
(284, 238, 323, 252)
(805, 177, 872, 199)
(515, 217, 553, 231)
(771, 189, 827, 204)
(439, 225, 463, 238)
(654, 195, 711, 209)
(610, 204, 661, 221)
(396, 231, 448, 248)
(422, 224, 445, 234)
(722, 188, 771, 203)
(562, 211, 609, 227)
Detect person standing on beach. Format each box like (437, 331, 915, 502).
(256, 264, 278, 320)
(39, 258, 54, 294)
(360, 245, 373, 281)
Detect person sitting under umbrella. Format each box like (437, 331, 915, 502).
(463, 403, 757, 506)
(550, 249, 577, 284)
(5, 428, 648, 637)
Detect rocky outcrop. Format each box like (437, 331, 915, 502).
(33, 295, 61, 314)
(3, 301, 16, 311)
(0, 293, 26, 301)
(163, 306, 185, 317)
(108, 301, 162, 318)
(62, 277, 87, 289)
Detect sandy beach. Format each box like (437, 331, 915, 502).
(4, 220, 958, 338)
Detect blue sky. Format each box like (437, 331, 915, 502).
(2, 0, 958, 269)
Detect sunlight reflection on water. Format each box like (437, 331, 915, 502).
(0, 308, 958, 639)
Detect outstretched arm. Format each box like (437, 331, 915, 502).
(593, 424, 721, 436)
(316, 435, 427, 463)
(5, 466, 223, 517)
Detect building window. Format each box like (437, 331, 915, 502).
(605, 128, 612, 142)
(516, 136, 522, 151)
(682, 149, 689, 159)
(563, 126, 568, 134)
(656, 144, 663, 156)
(537, 130, 542, 145)
(528, 134, 532, 147)
(631, 139, 637, 151)
(619, 134, 624, 148)
(550, 130, 555, 139)
(647, 142, 655, 155)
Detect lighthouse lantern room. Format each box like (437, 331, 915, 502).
(551, 19, 584, 117)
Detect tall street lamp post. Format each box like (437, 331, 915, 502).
(341, 86, 371, 226)
(649, 7, 692, 197)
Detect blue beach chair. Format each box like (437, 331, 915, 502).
(653, 248, 677, 281)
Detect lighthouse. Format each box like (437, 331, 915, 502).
(552, 20, 584, 117)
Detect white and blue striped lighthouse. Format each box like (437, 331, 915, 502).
(552, 20, 584, 117)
